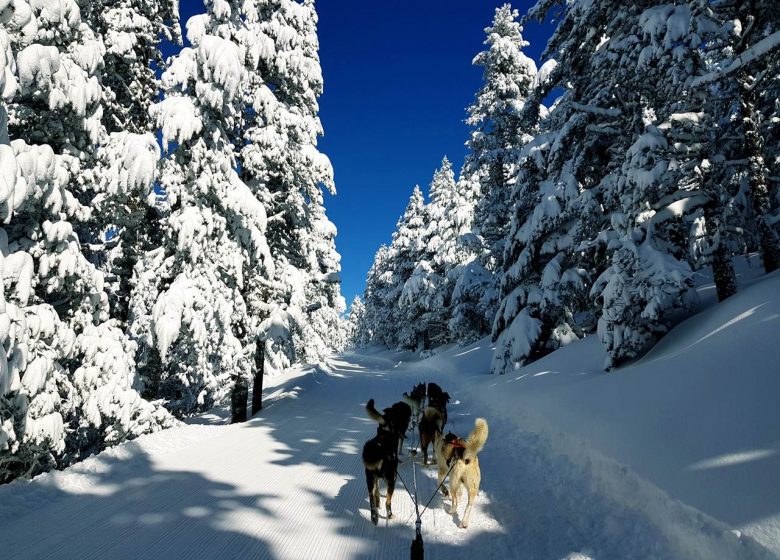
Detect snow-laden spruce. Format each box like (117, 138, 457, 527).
(80, 0, 180, 323)
(131, 1, 275, 415)
(454, 4, 538, 332)
(399, 159, 455, 349)
(0, 2, 172, 482)
(494, 1, 708, 372)
(344, 296, 366, 349)
(360, 245, 396, 348)
(361, 186, 427, 350)
(240, 0, 346, 371)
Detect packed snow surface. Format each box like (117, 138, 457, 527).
(0, 272, 778, 559)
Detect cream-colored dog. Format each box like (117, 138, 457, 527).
(433, 417, 488, 528)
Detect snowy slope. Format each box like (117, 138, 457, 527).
(417, 269, 780, 557)
(0, 272, 778, 559)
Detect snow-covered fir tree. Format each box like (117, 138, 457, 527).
(240, 0, 344, 373)
(344, 296, 365, 348)
(80, 0, 181, 323)
(700, 0, 780, 275)
(455, 4, 537, 330)
(359, 244, 396, 348)
(360, 186, 428, 350)
(132, 0, 275, 416)
(492, 0, 637, 373)
(398, 159, 456, 348)
(0, 0, 171, 481)
(387, 186, 428, 349)
(440, 170, 484, 344)
(493, 1, 709, 372)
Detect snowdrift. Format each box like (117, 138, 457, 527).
(414, 269, 780, 556)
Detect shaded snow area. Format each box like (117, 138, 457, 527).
(0, 273, 778, 559)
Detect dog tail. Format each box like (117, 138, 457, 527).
(366, 399, 386, 426)
(465, 418, 488, 456)
(402, 394, 418, 410)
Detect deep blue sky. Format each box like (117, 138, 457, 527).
(174, 1, 555, 308)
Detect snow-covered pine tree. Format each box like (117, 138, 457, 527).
(1, 1, 172, 480)
(360, 245, 397, 348)
(458, 4, 537, 326)
(494, 1, 716, 372)
(576, 3, 752, 368)
(398, 158, 457, 348)
(345, 295, 365, 348)
(622, 3, 755, 304)
(134, 0, 274, 417)
(78, 0, 180, 324)
(78, 0, 180, 135)
(492, 0, 641, 373)
(698, 0, 780, 274)
(240, 0, 344, 374)
(443, 169, 486, 344)
(388, 186, 429, 350)
(0, 11, 73, 480)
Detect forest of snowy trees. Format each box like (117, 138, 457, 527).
(355, 2, 780, 372)
(0, 0, 345, 483)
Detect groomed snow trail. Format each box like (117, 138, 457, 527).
(0, 352, 774, 559)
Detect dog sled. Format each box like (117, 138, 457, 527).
(361, 382, 489, 560)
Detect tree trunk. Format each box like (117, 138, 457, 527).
(742, 76, 780, 273)
(703, 200, 738, 302)
(251, 342, 265, 416)
(231, 376, 248, 424)
(712, 243, 737, 301)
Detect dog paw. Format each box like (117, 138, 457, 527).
(459, 521, 469, 529)
(371, 511, 378, 526)
(387, 512, 394, 519)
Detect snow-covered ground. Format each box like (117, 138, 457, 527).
(0, 268, 778, 559)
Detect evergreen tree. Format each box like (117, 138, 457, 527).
(81, 0, 181, 323)
(240, 0, 344, 373)
(494, 1, 708, 372)
(451, 4, 537, 339)
(1, 1, 171, 480)
(134, 0, 274, 416)
(702, 0, 780, 274)
(389, 186, 429, 349)
(360, 245, 396, 348)
(439, 169, 484, 344)
(492, 0, 636, 373)
(399, 159, 455, 348)
(0, 15, 74, 478)
(467, 4, 537, 266)
(345, 296, 366, 348)
(360, 187, 428, 350)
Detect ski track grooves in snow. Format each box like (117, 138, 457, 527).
(0, 353, 775, 559)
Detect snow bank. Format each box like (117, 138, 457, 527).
(417, 270, 780, 556)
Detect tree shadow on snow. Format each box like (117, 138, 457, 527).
(0, 451, 278, 560)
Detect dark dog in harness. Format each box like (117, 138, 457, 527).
(417, 384, 451, 465)
(426, 383, 450, 427)
(362, 399, 410, 525)
(402, 382, 426, 419)
(382, 401, 412, 455)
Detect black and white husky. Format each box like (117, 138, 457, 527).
(361, 399, 409, 525)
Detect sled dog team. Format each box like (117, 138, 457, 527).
(361, 382, 489, 529)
